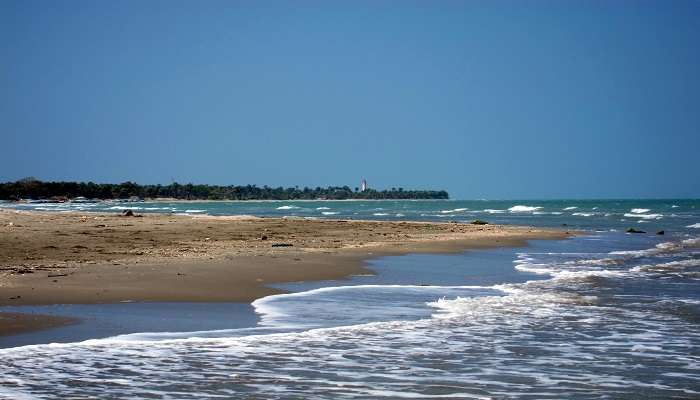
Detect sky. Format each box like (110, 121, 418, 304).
(2, 0, 699, 199)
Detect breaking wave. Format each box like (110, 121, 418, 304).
(508, 205, 542, 212)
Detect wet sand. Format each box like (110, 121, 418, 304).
(0, 312, 77, 337)
(0, 209, 572, 335)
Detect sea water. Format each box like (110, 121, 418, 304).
(0, 199, 699, 398)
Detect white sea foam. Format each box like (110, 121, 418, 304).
(252, 284, 494, 329)
(682, 237, 700, 246)
(107, 206, 143, 210)
(373, 213, 389, 216)
(623, 213, 662, 220)
(508, 205, 542, 212)
(321, 211, 339, 215)
(429, 290, 596, 320)
(316, 207, 331, 210)
(630, 208, 651, 214)
(276, 205, 298, 210)
(563, 207, 578, 210)
(572, 212, 594, 217)
(609, 237, 699, 257)
(440, 208, 468, 214)
(483, 209, 505, 214)
(630, 259, 700, 273)
(1, 276, 697, 399)
(185, 209, 206, 213)
(687, 223, 700, 229)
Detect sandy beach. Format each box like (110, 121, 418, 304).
(0, 209, 571, 335)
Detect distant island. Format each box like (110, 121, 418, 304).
(0, 179, 449, 201)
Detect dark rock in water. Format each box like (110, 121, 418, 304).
(121, 210, 134, 217)
(627, 228, 646, 234)
(562, 223, 568, 227)
(656, 230, 665, 235)
(471, 220, 489, 225)
(271, 243, 293, 247)
(260, 235, 268, 241)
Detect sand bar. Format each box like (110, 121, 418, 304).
(0, 209, 571, 334)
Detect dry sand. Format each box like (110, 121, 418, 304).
(0, 209, 572, 335)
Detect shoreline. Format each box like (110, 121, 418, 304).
(0, 209, 573, 336)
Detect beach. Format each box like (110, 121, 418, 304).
(0, 208, 569, 335)
(1, 200, 698, 398)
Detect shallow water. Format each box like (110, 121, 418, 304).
(3, 198, 697, 232)
(0, 303, 258, 348)
(1, 200, 699, 398)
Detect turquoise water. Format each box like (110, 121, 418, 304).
(3, 198, 697, 232)
(1, 199, 699, 398)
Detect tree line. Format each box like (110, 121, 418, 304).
(0, 179, 449, 201)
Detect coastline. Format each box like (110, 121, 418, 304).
(0, 209, 573, 336)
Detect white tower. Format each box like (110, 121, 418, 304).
(361, 179, 367, 192)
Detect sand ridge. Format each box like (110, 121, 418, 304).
(0, 209, 572, 308)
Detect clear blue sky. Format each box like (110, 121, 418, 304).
(2, 1, 699, 199)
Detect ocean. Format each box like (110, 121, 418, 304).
(1, 199, 699, 398)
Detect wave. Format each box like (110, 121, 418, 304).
(276, 205, 299, 210)
(687, 223, 700, 229)
(630, 208, 651, 214)
(572, 212, 594, 217)
(609, 237, 699, 258)
(630, 258, 700, 274)
(512, 237, 700, 286)
(439, 208, 468, 214)
(429, 290, 597, 320)
(623, 213, 662, 220)
(321, 211, 339, 215)
(563, 206, 578, 210)
(184, 209, 206, 213)
(373, 213, 389, 216)
(316, 207, 331, 210)
(508, 205, 542, 212)
(483, 209, 505, 214)
(252, 284, 495, 328)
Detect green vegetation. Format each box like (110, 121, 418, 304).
(0, 178, 449, 201)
